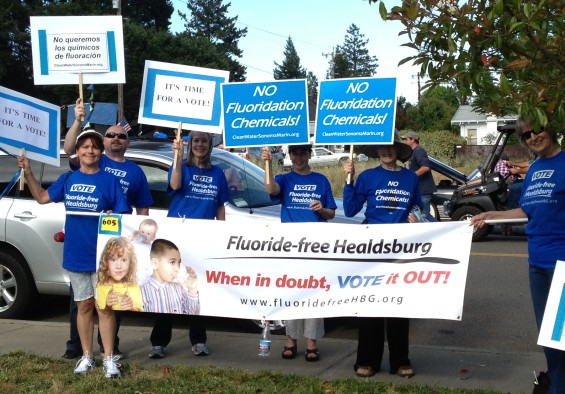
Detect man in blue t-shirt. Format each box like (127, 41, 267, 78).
(401, 131, 437, 221)
(61, 98, 154, 359)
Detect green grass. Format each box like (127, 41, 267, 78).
(0, 351, 502, 394)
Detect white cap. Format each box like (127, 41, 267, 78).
(76, 129, 103, 144)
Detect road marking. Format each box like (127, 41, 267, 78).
(471, 252, 528, 258)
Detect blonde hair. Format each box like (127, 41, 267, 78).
(139, 218, 158, 232)
(186, 131, 213, 168)
(97, 236, 138, 285)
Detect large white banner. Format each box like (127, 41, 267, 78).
(96, 215, 473, 321)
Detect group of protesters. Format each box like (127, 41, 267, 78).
(17, 101, 565, 392)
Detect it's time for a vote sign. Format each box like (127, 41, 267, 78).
(315, 77, 397, 145)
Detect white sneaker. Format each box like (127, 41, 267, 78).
(192, 343, 209, 356)
(102, 354, 121, 379)
(73, 354, 95, 374)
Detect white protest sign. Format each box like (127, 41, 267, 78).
(0, 86, 60, 166)
(30, 16, 125, 85)
(538, 260, 565, 350)
(97, 216, 472, 321)
(138, 60, 229, 133)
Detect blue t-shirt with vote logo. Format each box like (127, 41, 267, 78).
(273, 171, 337, 223)
(48, 170, 129, 272)
(99, 155, 154, 213)
(166, 164, 230, 220)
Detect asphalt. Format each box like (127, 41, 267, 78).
(0, 318, 545, 393)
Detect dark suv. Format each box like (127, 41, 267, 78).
(443, 123, 527, 241)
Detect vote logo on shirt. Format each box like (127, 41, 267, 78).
(99, 214, 122, 235)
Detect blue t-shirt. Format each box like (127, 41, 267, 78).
(343, 166, 422, 224)
(99, 155, 153, 213)
(70, 154, 153, 213)
(520, 151, 565, 269)
(408, 145, 437, 195)
(48, 170, 129, 272)
(167, 164, 230, 220)
(273, 171, 337, 223)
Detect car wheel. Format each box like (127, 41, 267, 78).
(0, 250, 36, 319)
(249, 319, 286, 334)
(451, 206, 490, 242)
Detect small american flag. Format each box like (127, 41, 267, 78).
(118, 117, 132, 133)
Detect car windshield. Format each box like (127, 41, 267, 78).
(127, 140, 279, 210)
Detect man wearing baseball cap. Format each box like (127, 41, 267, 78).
(401, 131, 437, 221)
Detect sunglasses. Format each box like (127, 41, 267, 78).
(105, 132, 128, 140)
(520, 129, 544, 142)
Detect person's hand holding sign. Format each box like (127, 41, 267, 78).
(343, 159, 356, 185)
(261, 147, 277, 190)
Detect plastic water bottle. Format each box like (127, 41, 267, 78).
(258, 321, 271, 357)
(411, 205, 428, 222)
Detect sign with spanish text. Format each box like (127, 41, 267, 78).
(96, 215, 472, 320)
(538, 260, 565, 351)
(221, 80, 309, 148)
(315, 77, 397, 145)
(30, 16, 125, 85)
(0, 86, 60, 166)
(138, 60, 229, 134)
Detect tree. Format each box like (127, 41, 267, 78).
(406, 96, 456, 132)
(273, 36, 307, 80)
(373, 0, 565, 128)
(180, 0, 247, 81)
(326, 23, 378, 78)
(395, 96, 413, 130)
(306, 71, 319, 107)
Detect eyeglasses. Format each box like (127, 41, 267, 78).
(520, 129, 544, 142)
(105, 132, 128, 140)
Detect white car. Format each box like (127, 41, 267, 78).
(0, 139, 362, 319)
(282, 146, 354, 168)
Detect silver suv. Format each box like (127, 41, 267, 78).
(0, 139, 362, 319)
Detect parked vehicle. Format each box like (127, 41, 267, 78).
(0, 140, 363, 320)
(231, 146, 284, 164)
(443, 122, 524, 241)
(282, 146, 354, 168)
(428, 156, 468, 220)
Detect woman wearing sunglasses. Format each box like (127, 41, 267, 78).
(471, 119, 565, 393)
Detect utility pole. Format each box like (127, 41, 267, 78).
(322, 48, 338, 79)
(412, 72, 421, 102)
(113, 0, 124, 121)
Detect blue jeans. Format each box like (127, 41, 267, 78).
(420, 194, 437, 222)
(529, 265, 565, 394)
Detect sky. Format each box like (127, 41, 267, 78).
(169, 0, 422, 104)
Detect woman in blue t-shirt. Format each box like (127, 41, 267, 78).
(343, 133, 422, 379)
(262, 144, 337, 362)
(19, 130, 128, 378)
(472, 119, 565, 393)
(147, 131, 230, 360)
